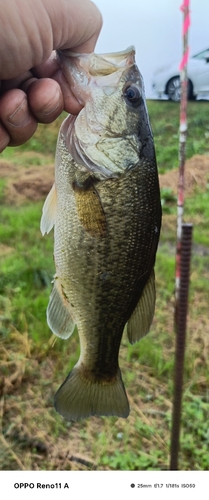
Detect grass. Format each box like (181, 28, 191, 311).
(0, 100, 209, 471)
(0, 114, 65, 164)
(147, 100, 209, 172)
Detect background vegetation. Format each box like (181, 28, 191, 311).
(0, 100, 209, 470)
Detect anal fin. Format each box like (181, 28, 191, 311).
(47, 278, 75, 339)
(127, 270, 156, 344)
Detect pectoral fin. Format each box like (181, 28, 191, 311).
(47, 278, 75, 339)
(127, 270, 156, 344)
(40, 183, 57, 235)
(73, 180, 106, 237)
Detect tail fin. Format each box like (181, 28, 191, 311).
(54, 366, 129, 421)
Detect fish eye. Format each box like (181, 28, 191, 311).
(123, 83, 142, 108)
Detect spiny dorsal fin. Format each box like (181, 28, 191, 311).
(127, 270, 156, 344)
(40, 183, 57, 235)
(73, 180, 106, 237)
(47, 277, 75, 339)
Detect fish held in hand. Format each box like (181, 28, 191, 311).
(41, 46, 162, 421)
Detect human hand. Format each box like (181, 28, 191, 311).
(0, 0, 102, 152)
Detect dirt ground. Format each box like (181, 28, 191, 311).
(0, 161, 54, 204)
(0, 153, 209, 204)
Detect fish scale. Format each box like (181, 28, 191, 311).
(41, 47, 161, 421)
(55, 153, 158, 391)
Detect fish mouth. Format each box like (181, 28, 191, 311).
(57, 46, 136, 104)
(57, 46, 142, 180)
(58, 45, 135, 74)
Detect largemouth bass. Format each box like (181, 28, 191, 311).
(41, 46, 162, 421)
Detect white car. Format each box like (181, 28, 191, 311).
(152, 48, 209, 102)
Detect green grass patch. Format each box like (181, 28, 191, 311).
(0, 101, 208, 471)
(147, 100, 209, 172)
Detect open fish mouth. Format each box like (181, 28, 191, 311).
(56, 46, 146, 180)
(57, 46, 136, 104)
(57, 45, 135, 73)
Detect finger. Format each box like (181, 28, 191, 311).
(31, 52, 58, 79)
(0, 122, 10, 153)
(26, 78, 64, 123)
(0, 89, 37, 147)
(50, 0, 103, 54)
(0, 71, 34, 94)
(32, 54, 83, 114)
(52, 70, 83, 114)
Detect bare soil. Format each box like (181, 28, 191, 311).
(159, 154, 209, 195)
(0, 153, 208, 205)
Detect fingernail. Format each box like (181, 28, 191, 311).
(8, 98, 30, 127)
